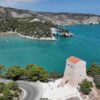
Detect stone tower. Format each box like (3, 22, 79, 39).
(62, 56, 87, 87)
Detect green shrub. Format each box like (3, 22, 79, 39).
(13, 91, 19, 97)
(79, 79, 93, 95)
(7, 82, 19, 91)
(0, 83, 4, 93)
(6, 66, 25, 80)
(87, 63, 100, 76)
(0, 96, 4, 100)
(3, 87, 13, 100)
(1, 64, 49, 82)
(26, 64, 49, 82)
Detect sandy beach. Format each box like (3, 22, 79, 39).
(0, 31, 17, 36)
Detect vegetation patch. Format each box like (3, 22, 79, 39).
(0, 18, 55, 38)
(79, 79, 93, 95)
(87, 63, 100, 89)
(0, 64, 49, 82)
(0, 82, 21, 100)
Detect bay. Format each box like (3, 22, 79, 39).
(0, 24, 100, 73)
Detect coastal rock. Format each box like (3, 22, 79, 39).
(60, 32, 74, 37)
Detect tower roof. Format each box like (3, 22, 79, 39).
(68, 56, 81, 64)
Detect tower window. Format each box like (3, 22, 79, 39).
(80, 74, 82, 76)
(68, 64, 70, 66)
(71, 66, 73, 68)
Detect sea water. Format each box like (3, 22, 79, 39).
(0, 24, 100, 73)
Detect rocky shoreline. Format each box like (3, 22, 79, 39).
(0, 32, 56, 40)
(18, 33, 56, 41)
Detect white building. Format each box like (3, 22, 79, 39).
(61, 56, 87, 87)
(30, 18, 41, 22)
(41, 56, 87, 100)
(50, 28, 58, 35)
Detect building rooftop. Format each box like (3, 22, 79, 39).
(68, 56, 81, 64)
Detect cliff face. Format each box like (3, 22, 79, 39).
(0, 6, 100, 25)
(38, 12, 100, 25)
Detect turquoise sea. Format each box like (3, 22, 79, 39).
(0, 24, 100, 73)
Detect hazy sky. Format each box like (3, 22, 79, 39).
(0, 0, 100, 14)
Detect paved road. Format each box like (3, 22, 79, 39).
(17, 81, 42, 100)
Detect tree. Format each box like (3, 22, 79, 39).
(87, 63, 100, 76)
(6, 66, 25, 80)
(79, 79, 93, 95)
(6, 17, 18, 32)
(87, 64, 100, 89)
(0, 18, 54, 38)
(1, 64, 49, 82)
(26, 64, 49, 81)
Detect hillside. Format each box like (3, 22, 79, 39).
(38, 12, 100, 25)
(0, 6, 100, 25)
(0, 6, 36, 18)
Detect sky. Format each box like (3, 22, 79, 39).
(0, 0, 100, 15)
